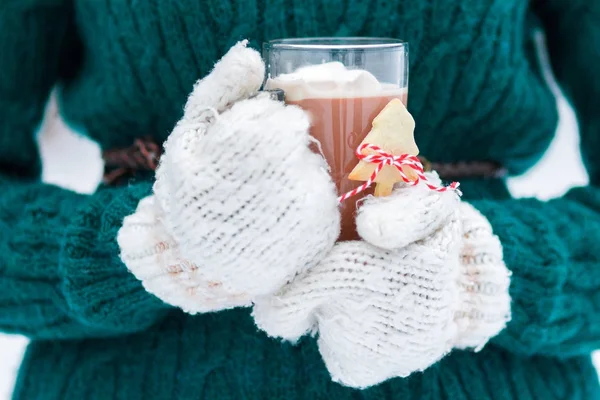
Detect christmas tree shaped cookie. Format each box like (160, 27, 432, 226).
(348, 99, 419, 197)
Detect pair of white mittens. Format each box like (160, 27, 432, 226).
(118, 41, 511, 389)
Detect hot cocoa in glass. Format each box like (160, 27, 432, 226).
(264, 38, 409, 241)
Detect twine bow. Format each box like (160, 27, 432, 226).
(337, 144, 461, 203)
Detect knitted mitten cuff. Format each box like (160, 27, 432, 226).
(454, 202, 512, 350)
(117, 195, 254, 314)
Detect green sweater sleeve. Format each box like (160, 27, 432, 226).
(0, 180, 170, 339)
(0, 0, 169, 339)
(471, 191, 600, 357)
(468, 0, 600, 357)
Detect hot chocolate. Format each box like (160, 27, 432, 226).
(266, 63, 408, 240)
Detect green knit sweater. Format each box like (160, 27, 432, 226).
(1, 0, 599, 399)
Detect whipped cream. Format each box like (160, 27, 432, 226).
(265, 62, 404, 101)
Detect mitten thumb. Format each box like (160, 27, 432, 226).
(357, 173, 460, 250)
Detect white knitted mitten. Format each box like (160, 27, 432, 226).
(454, 202, 511, 350)
(253, 182, 511, 389)
(118, 41, 340, 314)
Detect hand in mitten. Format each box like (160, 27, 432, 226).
(253, 178, 511, 389)
(117, 41, 340, 314)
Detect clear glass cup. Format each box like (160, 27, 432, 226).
(263, 37, 409, 241)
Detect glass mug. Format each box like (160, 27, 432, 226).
(263, 38, 409, 241)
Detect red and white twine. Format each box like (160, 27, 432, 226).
(337, 144, 461, 203)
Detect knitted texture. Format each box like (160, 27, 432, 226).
(454, 202, 512, 350)
(474, 186, 600, 358)
(253, 187, 510, 388)
(118, 43, 340, 313)
(57, 0, 557, 176)
(12, 310, 600, 400)
(117, 46, 509, 387)
(0, 180, 168, 339)
(0, 0, 600, 398)
(116, 44, 511, 387)
(255, 200, 463, 388)
(355, 175, 460, 250)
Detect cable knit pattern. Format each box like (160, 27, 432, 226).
(12, 311, 600, 400)
(1, 0, 600, 398)
(58, 0, 557, 175)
